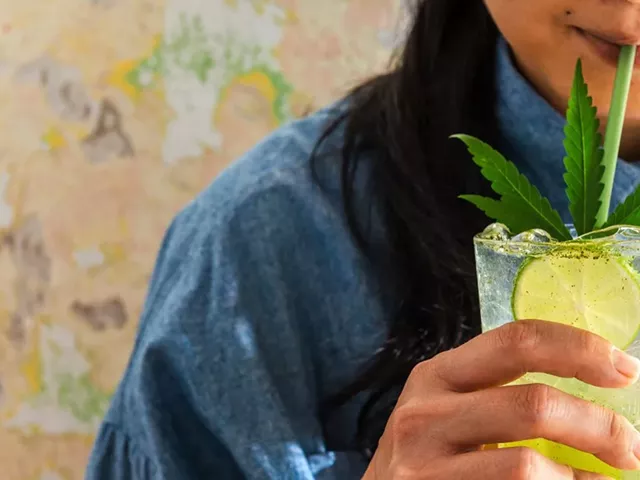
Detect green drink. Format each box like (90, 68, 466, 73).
(456, 45, 639, 477)
(475, 224, 640, 479)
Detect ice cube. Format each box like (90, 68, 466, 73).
(500, 229, 556, 256)
(610, 226, 640, 261)
(582, 225, 640, 258)
(578, 225, 624, 241)
(614, 225, 640, 241)
(511, 229, 555, 244)
(477, 223, 511, 241)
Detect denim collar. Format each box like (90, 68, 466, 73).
(494, 36, 640, 221)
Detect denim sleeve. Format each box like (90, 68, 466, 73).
(85, 181, 336, 479)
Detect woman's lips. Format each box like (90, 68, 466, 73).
(575, 27, 640, 67)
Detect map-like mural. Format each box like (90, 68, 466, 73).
(0, 0, 402, 477)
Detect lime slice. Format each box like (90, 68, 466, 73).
(512, 248, 640, 350)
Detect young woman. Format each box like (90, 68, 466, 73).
(86, 0, 640, 478)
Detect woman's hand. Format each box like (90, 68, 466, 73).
(364, 320, 640, 479)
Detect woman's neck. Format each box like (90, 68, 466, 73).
(511, 45, 640, 162)
(614, 120, 640, 162)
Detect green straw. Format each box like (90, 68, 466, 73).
(596, 45, 637, 228)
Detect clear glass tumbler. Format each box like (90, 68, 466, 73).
(474, 223, 640, 479)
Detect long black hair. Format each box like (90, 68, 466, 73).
(314, 0, 500, 456)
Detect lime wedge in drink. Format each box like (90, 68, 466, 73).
(512, 248, 640, 350)
(509, 248, 640, 478)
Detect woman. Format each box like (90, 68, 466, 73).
(86, 0, 640, 478)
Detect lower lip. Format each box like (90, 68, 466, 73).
(576, 28, 640, 67)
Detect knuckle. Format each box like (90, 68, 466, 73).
(408, 360, 431, 383)
(385, 400, 447, 454)
(409, 353, 452, 390)
(607, 411, 631, 448)
(517, 384, 556, 432)
(386, 405, 423, 446)
(424, 352, 449, 384)
(574, 329, 602, 356)
(509, 447, 541, 480)
(404, 360, 435, 393)
(390, 465, 421, 480)
(495, 321, 541, 356)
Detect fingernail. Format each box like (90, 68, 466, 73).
(612, 348, 640, 382)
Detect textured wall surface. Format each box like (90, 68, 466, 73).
(0, 0, 402, 477)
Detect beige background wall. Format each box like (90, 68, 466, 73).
(0, 0, 402, 478)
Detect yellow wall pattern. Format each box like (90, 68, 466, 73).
(0, 0, 401, 477)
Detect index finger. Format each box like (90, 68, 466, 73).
(422, 320, 640, 392)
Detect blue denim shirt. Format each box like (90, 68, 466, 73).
(85, 38, 640, 479)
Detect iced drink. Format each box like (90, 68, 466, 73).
(475, 223, 640, 479)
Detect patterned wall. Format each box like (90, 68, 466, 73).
(0, 0, 402, 477)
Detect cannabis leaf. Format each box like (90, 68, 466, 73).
(453, 134, 572, 241)
(459, 49, 636, 237)
(562, 59, 605, 235)
(459, 195, 556, 235)
(605, 185, 640, 226)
